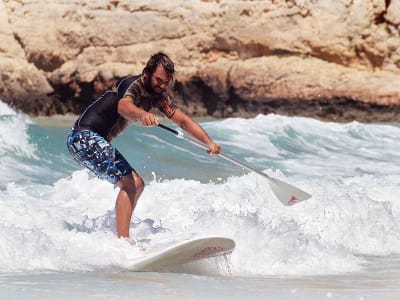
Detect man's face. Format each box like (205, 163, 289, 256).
(144, 64, 171, 95)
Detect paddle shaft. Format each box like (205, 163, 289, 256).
(157, 123, 312, 205)
(157, 123, 271, 180)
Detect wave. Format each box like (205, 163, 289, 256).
(1, 110, 400, 276)
(0, 102, 36, 158)
(0, 168, 399, 275)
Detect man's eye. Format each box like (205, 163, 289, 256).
(156, 78, 168, 85)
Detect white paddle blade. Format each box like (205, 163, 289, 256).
(267, 177, 311, 206)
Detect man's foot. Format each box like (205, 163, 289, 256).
(122, 237, 146, 251)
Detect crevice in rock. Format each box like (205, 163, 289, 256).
(9, 79, 400, 124)
(13, 74, 400, 124)
(12, 32, 25, 49)
(170, 77, 400, 122)
(236, 43, 293, 59)
(172, 77, 220, 115)
(28, 52, 65, 72)
(375, 0, 391, 24)
(13, 31, 65, 72)
(220, 95, 400, 123)
(48, 78, 112, 115)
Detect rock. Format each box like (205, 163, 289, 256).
(0, 0, 399, 122)
(386, 0, 400, 25)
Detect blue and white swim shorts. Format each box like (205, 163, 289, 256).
(67, 129, 134, 185)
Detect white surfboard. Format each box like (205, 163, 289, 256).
(128, 236, 235, 272)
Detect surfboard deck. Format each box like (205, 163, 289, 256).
(128, 236, 235, 272)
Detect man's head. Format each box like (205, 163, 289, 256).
(143, 52, 175, 95)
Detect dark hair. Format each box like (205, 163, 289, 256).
(143, 52, 175, 79)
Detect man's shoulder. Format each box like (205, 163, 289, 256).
(123, 74, 142, 88)
(116, 74, 142, 98)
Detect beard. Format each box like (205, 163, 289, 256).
(144, 75, 162, 95)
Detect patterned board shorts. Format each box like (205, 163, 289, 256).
(67, 129, 134, 185)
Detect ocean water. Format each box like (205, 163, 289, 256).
(0, 100, 400, 299)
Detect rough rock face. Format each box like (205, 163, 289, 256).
(1, 0, 400, 122)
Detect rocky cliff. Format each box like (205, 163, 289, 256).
(1, 0, 400, 122)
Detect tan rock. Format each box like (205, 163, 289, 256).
(386, 0, 400, 25)
(0, 0, 399, 121)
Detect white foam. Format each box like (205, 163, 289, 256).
(2, 166, 397, 275)
(0, 175, 143, 272)
(0, 101, 17, 116)
(0, 101, 35, 158)
(1, 114, 400, 277)
(208, 114, 400, 177)
(136, 165, 400, 276)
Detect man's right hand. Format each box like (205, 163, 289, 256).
(118, 98, 158, 126)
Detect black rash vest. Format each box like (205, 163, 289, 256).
(74, 75, 177, 141)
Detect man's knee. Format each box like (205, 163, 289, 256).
(133, 173, 145, 194)
(118, 172, 144, 196)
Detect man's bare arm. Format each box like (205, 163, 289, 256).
(118, 97, 158, 126)
(171, 108, 220, 154)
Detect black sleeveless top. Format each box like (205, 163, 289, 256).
(74, 75, 177, 141)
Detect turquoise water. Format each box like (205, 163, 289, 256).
(1, 100, 400, 298)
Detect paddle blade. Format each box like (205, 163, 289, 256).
(267, 177, 311, 206)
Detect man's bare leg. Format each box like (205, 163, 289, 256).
(115, 172, 144, 238)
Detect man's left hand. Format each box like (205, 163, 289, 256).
(207, 143, 221, 155)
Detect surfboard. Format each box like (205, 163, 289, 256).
(128, 236, 235, 272)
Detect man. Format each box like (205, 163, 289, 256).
(67, 52, 220, 239)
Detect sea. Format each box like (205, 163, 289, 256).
(0, 99, 399, 299)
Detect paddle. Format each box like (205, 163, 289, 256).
(157, 123, 312, 206)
